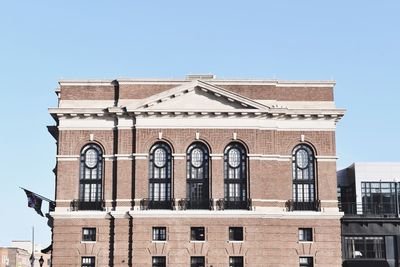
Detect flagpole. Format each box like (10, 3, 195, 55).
(32, 226, 34, 267)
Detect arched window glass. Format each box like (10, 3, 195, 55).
(79, 144, 103, 206)
(224, 143, 247, 204)
(292, 144, 316, 203)
(186, 143, 209, 208)
(149, 142, 172, 203)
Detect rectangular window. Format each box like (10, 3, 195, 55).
(229, 256, 243, 267)
(81, 257, 95, 267)
(191, 256, 205, 267)
(152, 227, 167, 241)
(82, 228, 96, 242)
(191, 227, 205, 241)
(152, 256, 166, 267)
(361, 182, 397, 215)
(299, 257, 313, 267)
(298, 228, 313, 242)
(344, 236, 385, 259)
(229, 227, 244, 241)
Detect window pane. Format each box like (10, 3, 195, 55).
(229, 227, 244, 241)
(299, 257, 313, 267)
(82, 257, 95, 267)
(152, 256, 166, 267)
(82, 228, 96, 242)
(152, 227, 166, 241)
(229, 256, 243, 267)
(298, 228, 312, 242)
(191, 227, 205, 241)
(191, 257, 205, 267)
(344, 236, 385, 259)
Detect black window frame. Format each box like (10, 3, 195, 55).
(224, 143, 248, 207)
(229, 227, 244, 241)
(152, 256, 166, 267)
(81, 256, 95, 267)
(190, 256, 205, 267)
(361, 182, 398, 215)
(149, 142, 172, 204)
(79, 144, 103, 209)
(344, 236, 385, 259)
(229, 256, 244, 267)
(82, 227, 96, 242)
(292, 144, 316, 205)
(190, 227, 206, 241)
(152, 227, 167, 241)
(186, 142, 210, 209)
(299, 257, 313, 267)
(298, 228, 313, 242)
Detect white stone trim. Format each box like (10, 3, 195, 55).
(116, 154, 134, 160)
(56, 199, 74, 203)
(55, 154, 337, 162)
(315, 155, 338, 162)
(251, 199, 287, 202)
(56, 155, 79, 161)
(248, 154, 291, 161)
(172, 153, 185, 157)
(50, 211, 111, 219)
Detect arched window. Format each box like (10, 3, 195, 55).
(292, 144, 316, 209)
(149, 142, 172, 209)
(186, 142, 209, 209)
(224, 142, 248, 209)
(79, 144, 103, 210)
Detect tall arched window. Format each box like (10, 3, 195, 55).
(149, 142, 172, 209)
(186, 142, 209, 209)
(224, 142, 248, 209)
(79, 144, 103, 210)
(292, 144, 316, 210)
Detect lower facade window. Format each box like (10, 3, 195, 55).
(191, 256, 205, 267)
(191, 227, 205, 241)
(229, 256, 243, 267)
(299, 257, 313, 267)
(344, 236, 385, 259)
(81, 257, 95, 267)
(229, 227, 244, 241)
(152, 256, 166, 267)
(298, 228, 313, 242)
(152, 227, 166, 241)
(82, 228, 96, 242)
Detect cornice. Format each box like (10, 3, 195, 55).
(49, 107, 345, 123)
(58, 78, 335, 87)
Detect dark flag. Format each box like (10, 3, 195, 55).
(24, 189, 44, 217)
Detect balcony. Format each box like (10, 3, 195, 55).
(285, 200, 321, 211)
(140, 199, 173, 210)
(339, 202, 398, 217)
(178, 198, 212, 210)
(218, 198, 252, 210)
(70, 199, 105, 211)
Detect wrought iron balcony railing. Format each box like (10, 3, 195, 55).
(339, 202, 398, 217)
(140, 199, 173, 210)
(217, 198, 252, 210)
(178, 198, 212, 210)
(285, 200, 321, 211)
(70, 199, 105, 211)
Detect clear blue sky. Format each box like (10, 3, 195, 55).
(0, 1, 399, 246)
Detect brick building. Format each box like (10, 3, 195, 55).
(48, 75, 345, 267)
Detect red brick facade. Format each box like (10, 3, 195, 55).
(50, 77, 344, 267)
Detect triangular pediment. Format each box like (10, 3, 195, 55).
(134, 80, 269, 111)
